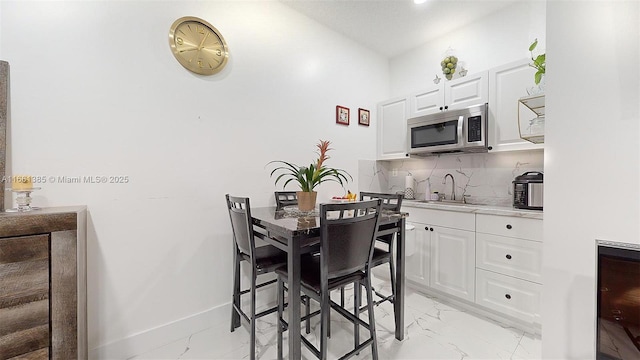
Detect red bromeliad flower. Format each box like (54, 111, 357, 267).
(315, 140, 332, 170)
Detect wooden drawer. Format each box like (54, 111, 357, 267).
(476, 268, 541, 324)
(402, 206, 475, 231)
(476, 214, 543, 242)
(476, 233, 542, 283)
(0, 234, 50, 359)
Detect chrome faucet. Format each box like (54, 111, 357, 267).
(443, 173, 455, 201)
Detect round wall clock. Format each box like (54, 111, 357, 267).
(168, 16, 229, 75)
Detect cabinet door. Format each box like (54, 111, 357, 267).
(430, 226, 475, 302)
(377, 97, 409, 160)
(488, 59, 544, 152)
(445, 71, 488, 111)
(0, 235, 50, 359)
(409, 84, 444, 117)
(405, 222, 430, 287)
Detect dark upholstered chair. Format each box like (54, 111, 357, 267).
(274, 191, 298, 210)
(226, 194, 288, 360)
(276, 199, 383, 360)
(358, 192, 403, 309)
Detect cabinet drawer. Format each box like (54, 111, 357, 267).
(476, 269, 541, 324)
(0, 234, 51, 358)
(476, 214, 542, 241)
(402, 206, 475, 231)
(476, 233, 542, 283)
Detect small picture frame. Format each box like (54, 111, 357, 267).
(358, 108, 370, 126)
(336, 105, 350, 125)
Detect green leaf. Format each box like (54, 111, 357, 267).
(534, 70, 543, 85)
(529, 39, 538, 52)
(534, 54, 545, 67)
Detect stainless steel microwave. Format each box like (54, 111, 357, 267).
(407, 103, 488, 156)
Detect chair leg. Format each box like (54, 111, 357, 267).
(354, 281, 361, 355)
(327, 303, 331, 338)
(389, 256, 396, 301)
(230, 250, 241, 332)
(305, 296, 311, 334)
(250, 273, 257, 360)
(365, 275, 379, 360)
(320, 290, 329, 360)
(277, 276, 285, 360)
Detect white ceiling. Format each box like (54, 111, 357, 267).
(280, 0, 520, 58)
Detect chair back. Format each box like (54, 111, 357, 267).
(225, 194, 256, 259)
(274, 191, 298, 210)
(359, 191, 403, 211)
(319, 199, 382, 280)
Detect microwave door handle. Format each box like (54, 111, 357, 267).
(457, 115, 464, 144)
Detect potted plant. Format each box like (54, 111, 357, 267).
(268, 140, 352, 211)
(529, 38, 546, 85)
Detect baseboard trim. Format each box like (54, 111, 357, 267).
(90, 302, 231, 360)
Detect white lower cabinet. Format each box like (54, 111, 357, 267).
(405, 222, 430, 286)
(476, 233, 543, 283)
(402, 207, 475, 303)
(476, 268, 541, 324)
(475, 213, 543, 328)
(430, 226, 475, 302)
(403, 205, 543, 331)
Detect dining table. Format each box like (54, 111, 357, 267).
(250, 205, 408, 359)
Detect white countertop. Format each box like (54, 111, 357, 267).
(402, 200, 543, 220)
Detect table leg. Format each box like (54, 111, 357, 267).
(287, 241, 302, 359)
(394, 218, 406, 340)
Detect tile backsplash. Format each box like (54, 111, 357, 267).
(359, 150, 544, 207)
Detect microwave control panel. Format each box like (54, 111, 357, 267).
(467, 115, 483, 142)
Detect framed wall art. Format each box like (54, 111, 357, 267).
(336, 105, 349, 125)
(358, 108, 370, 126)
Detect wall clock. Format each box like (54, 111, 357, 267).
(168, 16, 229, 75)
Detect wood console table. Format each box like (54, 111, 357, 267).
(0, 206, 87, 359)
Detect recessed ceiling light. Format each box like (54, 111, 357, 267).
(414, 0, 427, 4)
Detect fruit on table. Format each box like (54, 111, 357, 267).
(331, 190, 357, 201)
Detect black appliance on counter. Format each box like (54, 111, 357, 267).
(512, 171, 543, 210)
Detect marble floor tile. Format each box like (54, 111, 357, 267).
(131, 281, 541, 360)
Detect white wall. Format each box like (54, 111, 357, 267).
(0, 0, 388, 356)
(389, 0, 546, 97)
(543, 1, 639, 358)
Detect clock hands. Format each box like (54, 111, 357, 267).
(197, 31, 210, 51)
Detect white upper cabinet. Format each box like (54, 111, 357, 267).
(409, 71, 488, 118)
(377, 96, 410, 160)
(408, 84, 442, 117)
(488, 59, 544, 152)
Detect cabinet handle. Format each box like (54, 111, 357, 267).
(424, 226, 429, 231)
(439, 106, 443, 111)
(506, 224, 512, 230)
(444, 105, 448, 110)
(430, 227, 434, 231)
(506, 254, 512, 260)
(505, 294, 512, 300)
